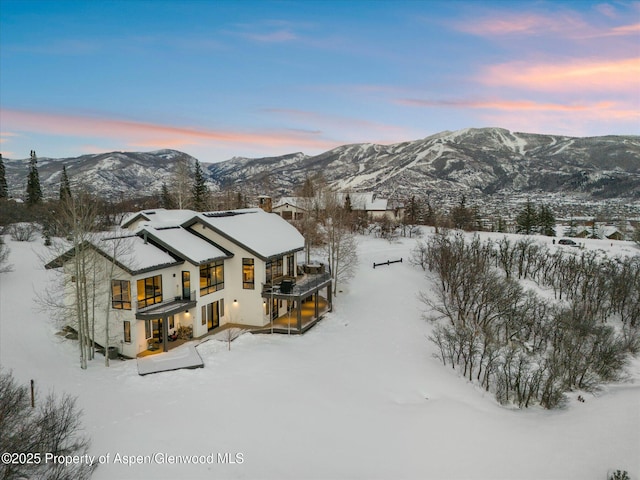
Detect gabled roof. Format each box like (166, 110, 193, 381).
(183, 208, 304, 261)
(45, 233, 183, 276)
(121, 209, 195, 229)
(273, 197, 308, 210)
(138, 225, 231, 265)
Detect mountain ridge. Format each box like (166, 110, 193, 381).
(4, 128, 639, 203)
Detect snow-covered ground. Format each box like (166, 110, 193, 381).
(1, 231, 639, 480)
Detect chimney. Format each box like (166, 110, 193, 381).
(258, 195, 272, 213)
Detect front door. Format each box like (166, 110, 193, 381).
(272, 298, 278, 320)
(207, 301, 220, 331)
(182, 271, 191, 300)
(152, 318, 163, 343)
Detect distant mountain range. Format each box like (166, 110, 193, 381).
(4, 128, 640, 204)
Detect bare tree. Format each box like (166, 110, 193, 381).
(171, 155, 193, 209)
(323, 190, 357, 296)
(0, 370, 95, 480)
(0, 234, 12, 273)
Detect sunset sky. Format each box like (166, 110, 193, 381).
(1, 0, 638, 162)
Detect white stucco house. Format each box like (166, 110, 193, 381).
(46, 208, 332, 358)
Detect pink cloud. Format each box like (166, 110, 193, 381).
(456, 12, 587, 36)
(396, 98, 615, 112)
(480, 58, 640, 93)
(455, 8, 638, 40)
(1, 109, 339, 152)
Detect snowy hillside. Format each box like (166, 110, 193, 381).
(209, 128, 640, 200)
(4, 129, 639, 204)
(0, 231, 638, 479)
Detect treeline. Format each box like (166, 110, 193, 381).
(412, 233, 640, 408)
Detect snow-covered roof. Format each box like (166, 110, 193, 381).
(274, 193, 392, 212)
(121, 209, 195, 229)
(45, 231, 182, 275)
(185, 208, 304, 260)
(100, 235, 180, 274)
(138, 225, 230, 265)
(273, 197, 307, 210)
(343, 192, 388, 211)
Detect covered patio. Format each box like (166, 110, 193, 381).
(135, 296, 196, 354)
(260, 272, 332, 334)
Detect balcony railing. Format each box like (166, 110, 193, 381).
(137, 290, 196, 312)
(262, 272, 331, 298)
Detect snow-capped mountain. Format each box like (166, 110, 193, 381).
(4, 149, 199, 200)
(209, 128, 640, 200)
(4, 128, 639, 202)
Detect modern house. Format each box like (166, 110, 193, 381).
(46, 208, 332, 358)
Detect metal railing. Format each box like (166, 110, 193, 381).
(137, 290, 196, 312)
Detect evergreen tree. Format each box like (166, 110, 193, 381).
(25, 150, 42, 206)
(405, 195, 422, 224)
(450, 195, 476, 231)
(564, 218, 578, 237)
(0, 154, 7, 200)
(59, 165, 72, 201)
(191, 159, 208, 211)
(515, 200, 537, 235)
(344, 193, 352, 212)
(160, 182, 176, 209)
(537, 204, 556, 236)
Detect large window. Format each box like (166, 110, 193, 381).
(137, 275, 162, 308)
(123, 321, 131, 343)
(265, 257, 283, 284)
(111, 280, 131, 310)
(200, 260, 224, 295)
(243, 258, 255, 289)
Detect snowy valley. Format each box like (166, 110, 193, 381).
(1, 229, 639, 480)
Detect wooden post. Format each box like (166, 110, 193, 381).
(30, 379, 35, 408)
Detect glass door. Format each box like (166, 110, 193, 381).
(182, 271, 190, 300)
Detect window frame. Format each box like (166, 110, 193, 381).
(199, 260, 225, 295)
(137, 275, 163, 309)
(111, 280, 132, 310)
(242, 258, 255, 289)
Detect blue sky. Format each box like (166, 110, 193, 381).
(1, 0, 638, 162)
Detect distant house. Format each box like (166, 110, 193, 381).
(46, 208, 332, 358)
(272, 197, 308, 221)
(272, 192, 403, 222)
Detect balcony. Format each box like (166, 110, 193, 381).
(262, 272, 331, 299)
(135, 290, 197, 320)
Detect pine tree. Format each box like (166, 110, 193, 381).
(0, 154, 7, 200)
(191, 160, 208, 211)
(537, 204, 556, 236)
(515, 200, 537, 235)
(59, 165, 72, 201)
(405, 195, 422, 224)
(564, 218, 578, 237)
(26, 150, 43, 206)
(451, 195, 476, 231)
(160, 182, 176, 209)
(344, 193, 352, 212)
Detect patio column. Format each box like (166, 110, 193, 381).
(314, 293, 319, 318)
(327, 284, 332, 311)
(162, 314, 169, 352)
(297, 300, 302, 331)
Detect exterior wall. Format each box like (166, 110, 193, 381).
(190, 223, 268, 327)
(190, 222, 299, 328)
(273, 203, 305, 220)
